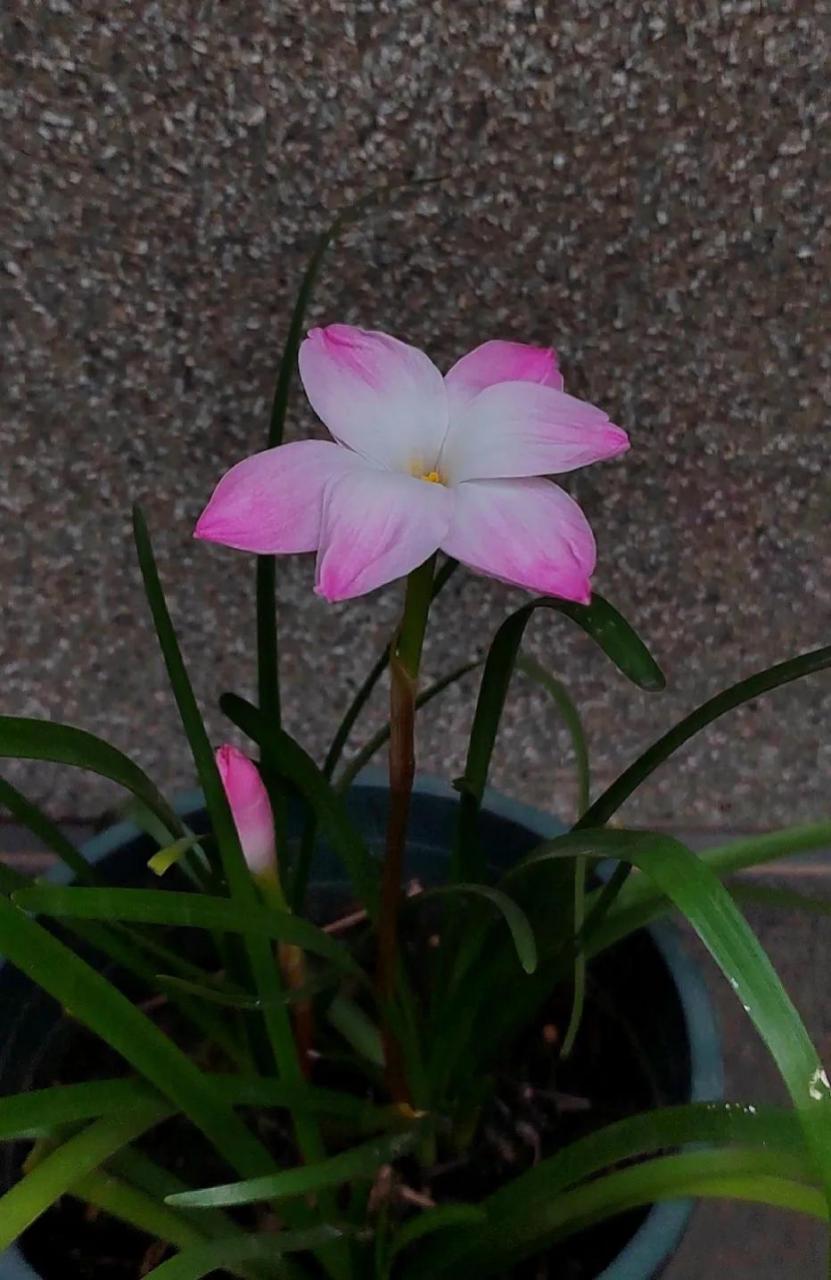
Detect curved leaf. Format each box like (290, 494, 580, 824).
(0, 777, 94, 884)
(412, 1149, 823, 1278)
(71, 1168, 207, 1252)
(0, 1074, 397, 1143)
(142, 1227, 344, 1280)
(0, 894, 276, 1179)
(404, 1102, 811, 1276)
(589, 820, 831, 957)
(148, 834, 207, 877)
(506, 829, 831, 1215)
(167, 1130, 419, 1209)
(12, 885, 360, 975)
(389, 1204, 487, 1263)
(577, 642, 831, 930)
(133, 509, 328, 1182)
(453, 593, 663, 880)
(0, 1100, 169, 1250)
(416, 883, 538, 975)
(0, 717, 181, 842)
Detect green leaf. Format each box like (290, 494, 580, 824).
(577, 642, 831, 931)
(416, 883, 538, 975)
(166, 1130, 420, 1209)
(12, 885, 360, 975)
(389, 1204, 487, 1263)
(0, 777, 94, 884)
(220, 694, 379, 917)
(149, 834, 207, 877)
(133, 509, 329, 1181)
(588, 820, 831, 957)
(516, 656, 590, 817)
(453, 593, 663, 880)
(414, 1149, 823, 1278)
(516, 655, 591, 1056)
(325, 996, 385, 1068)
(580, 643, 831, 832)
(142, 1227, 345, 1280)
(0, 1099, 169, 1250)
(488, 1101, 808, 1212)
(507, 830, 831, 1215)
(730, 883, 831, 916)
(70, 1168, 207, 1253)
(0, 1079, 159, 1140)
(0, 1074, 398, 1143)
(0, 717, 182, 843)
(0, 895, 275, 1179)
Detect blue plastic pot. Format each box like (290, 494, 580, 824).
(0, 775, 722, 1279)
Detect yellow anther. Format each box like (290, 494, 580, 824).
(420, 470, 442, 484)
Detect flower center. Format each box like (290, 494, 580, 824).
(419, 469, 444, 485)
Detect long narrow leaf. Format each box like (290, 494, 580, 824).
(415, 883, 538, 974)
(167, 1130, 419, 1209)
(516, 654, 591, 1056)
(13, 885, 360, 974)
(143, 1227, 344, 1280)
(133, 509, 326, 1178)
(453, 593, 664, 880)
(579, 643, 831, 832)
(412, 1149, 824, 1279)
(405, 1103, 811, 1276)
(0, 777, 94, 883)
(487, 1101, 808, 1212)
(506, 830, 831, 1214)
(578, 643, 831, 931)
(0, 1079, 159, 1140)
(0, 1099, 169, 1250)
(0, 895, 275, 1178)
(0, 1074, 396, 1143)
(71, 1168, 207, 1252)
(588, 819, 831, 956)
(0, 717, 182, 841)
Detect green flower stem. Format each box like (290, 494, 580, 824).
(376, 555, 436, 1102)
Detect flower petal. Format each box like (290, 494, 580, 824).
(440, 382, 629, 483)
(440, 478, 596, 603)
(315, 469, 451, 602)
(444, 339, 563, 417)
(194, 440, 362, 554)
(298, 325, 448, 472)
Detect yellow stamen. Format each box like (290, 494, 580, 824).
(420, 470, 442, 484)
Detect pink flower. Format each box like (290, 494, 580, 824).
(195, 327, 628, 604)
(215, 744, 277, 878)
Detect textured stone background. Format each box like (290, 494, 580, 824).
(1, 0, 830, 826)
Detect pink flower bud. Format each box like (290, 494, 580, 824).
(215, 744, 277, 878)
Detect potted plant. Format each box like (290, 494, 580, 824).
(1, 193, 830, 1280)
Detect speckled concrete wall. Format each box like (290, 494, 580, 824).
(2, 2, 829, 828)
